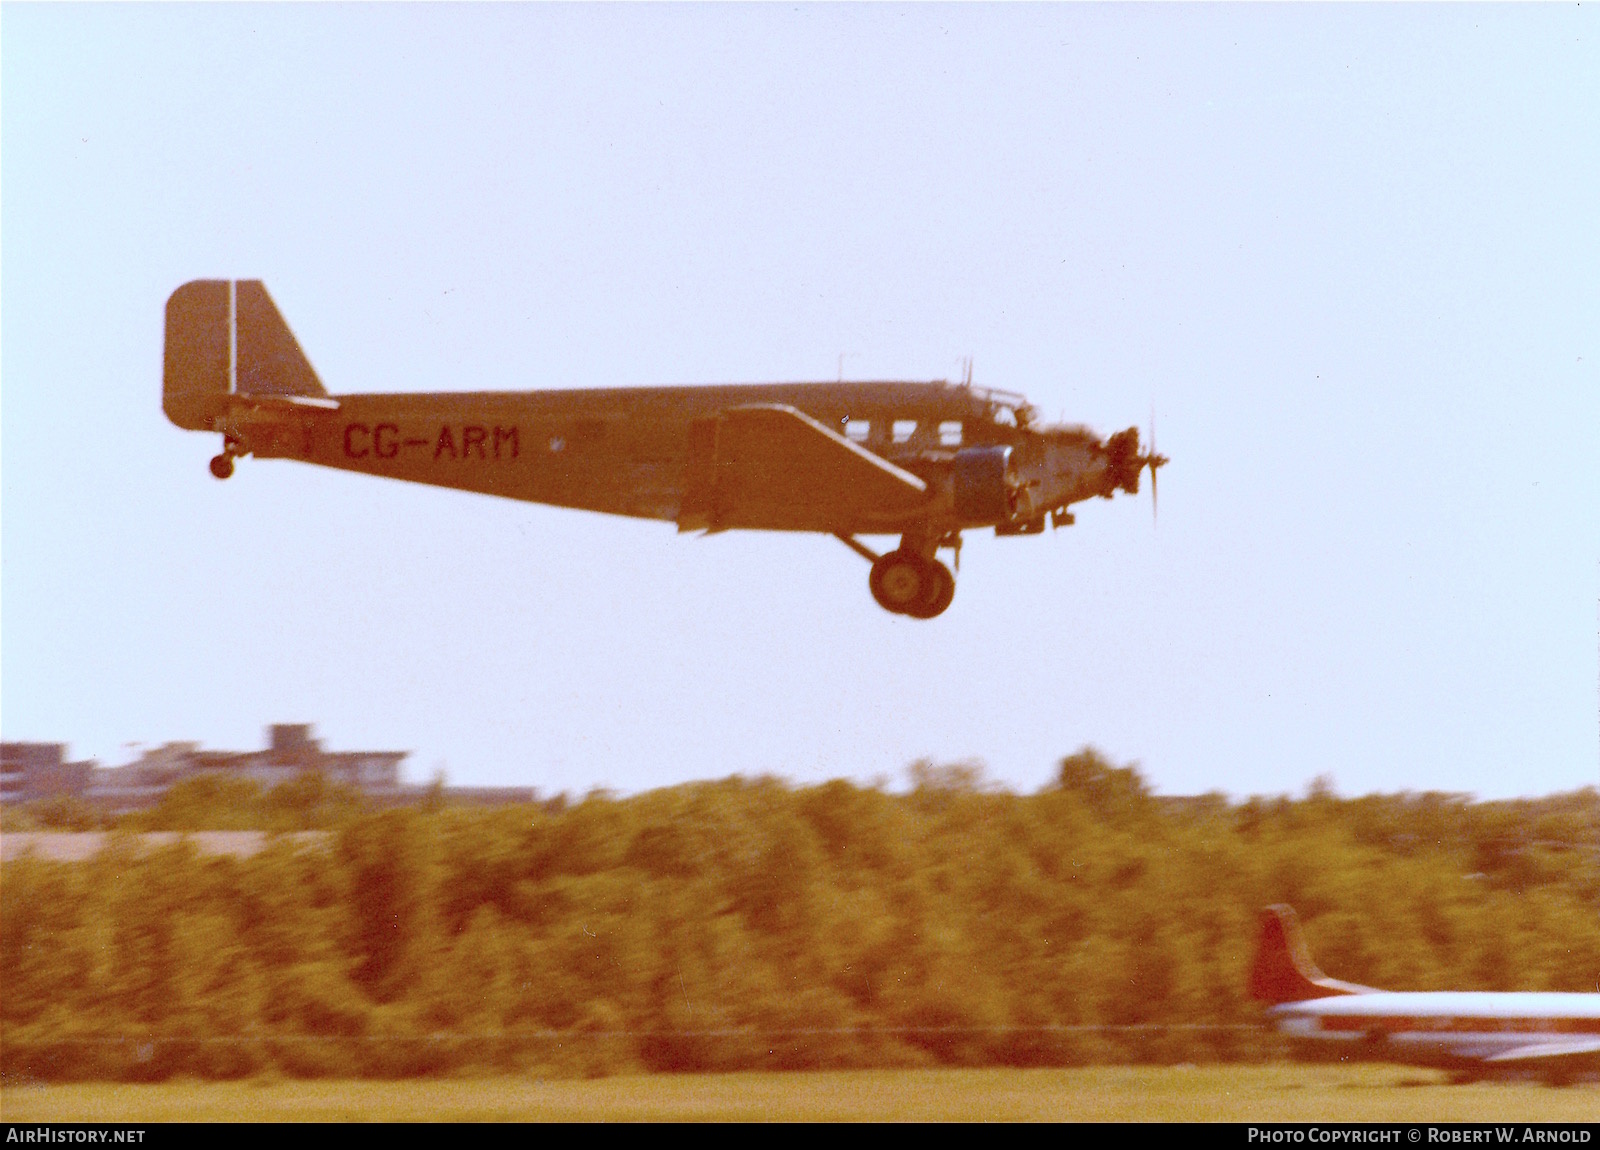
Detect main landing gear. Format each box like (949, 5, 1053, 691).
(870, 550, 955, 618)
(837, 534, 958, 619)
(209, 436, 242, 480)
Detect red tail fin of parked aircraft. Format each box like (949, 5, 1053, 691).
(1248, 904, 1381, 1004)
(1250, 905, 1600, 1081)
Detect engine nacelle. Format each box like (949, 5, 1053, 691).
(953, 445, 1013, 524)
(1102, 427, 1144, 496)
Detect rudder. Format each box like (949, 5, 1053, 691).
(163, 280, 229, 431)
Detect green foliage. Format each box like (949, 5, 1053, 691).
(262, 771, 364, 831)
(123, 771, 365, 833)
(336, 809, 435, 1001)
(1, 858, 93, 1026)
(30, 796, 106, 831)
(3, 757, 1598, 1081)
(129, 775, 266, 832)
(1054, 747, 1153, 826)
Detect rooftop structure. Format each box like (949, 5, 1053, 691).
(1, 725, 535, 810)
(1, 743, 95, 806)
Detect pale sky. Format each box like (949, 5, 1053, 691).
(3, 4, 1596, 800)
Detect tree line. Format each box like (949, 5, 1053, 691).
(3, 751, 1597, 1080)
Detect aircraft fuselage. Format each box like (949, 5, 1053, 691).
(1271, 992, 1600, 1073)
(238, 382, 1113, 535)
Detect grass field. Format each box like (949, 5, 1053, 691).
(2, 1065, 1596, 1122)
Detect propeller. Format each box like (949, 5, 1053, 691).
(1144, 408, 1168, 522)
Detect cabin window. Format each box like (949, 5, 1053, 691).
(939, 421, 963, 447)
(892, 419, 917, 444)
(845, 419, 870, 443)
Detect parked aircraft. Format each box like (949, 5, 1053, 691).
(163, 280, 1166, 617)
(1250, 905, 1600, 1082)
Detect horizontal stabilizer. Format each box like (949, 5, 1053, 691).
(679, 404, 928, 533)
(228, 393, 340, 413)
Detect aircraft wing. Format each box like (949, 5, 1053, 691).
(1485, 1038, 1600, 1063)
(679, 403, 929, 533)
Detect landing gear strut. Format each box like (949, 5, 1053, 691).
(209, 435, 241, 480)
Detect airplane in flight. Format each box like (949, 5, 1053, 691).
(163, 280, 1166, 617)
(1250, 904, 1600, 1082)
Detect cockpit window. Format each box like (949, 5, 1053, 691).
(844, 419, 870, 443)
(939, 421, 963, 447)
(892, 419, 917, 444)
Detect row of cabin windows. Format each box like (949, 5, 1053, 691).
(843, 419, 966, 448)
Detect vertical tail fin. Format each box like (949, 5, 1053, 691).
(163, 280, 326, 431)
(1248, 905, 1380, 1004)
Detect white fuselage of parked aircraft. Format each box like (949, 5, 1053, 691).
(1250, 906, 1600, 1080)
(1268, 991, 1600, 1070)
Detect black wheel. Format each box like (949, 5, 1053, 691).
(904, 559, 955, 619)
(869, 550, 929, 615)
(209, 454, 234, 480)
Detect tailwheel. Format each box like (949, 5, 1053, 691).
(210, 434, 241, 480)
(868, 551, 956, 618)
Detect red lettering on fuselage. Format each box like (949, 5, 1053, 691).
(352, 423, 521, 462)
(431, 424, 520, 461)
(343, 423, 370, 458)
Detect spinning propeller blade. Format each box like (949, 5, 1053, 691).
(1146, 408, 1167, 523)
